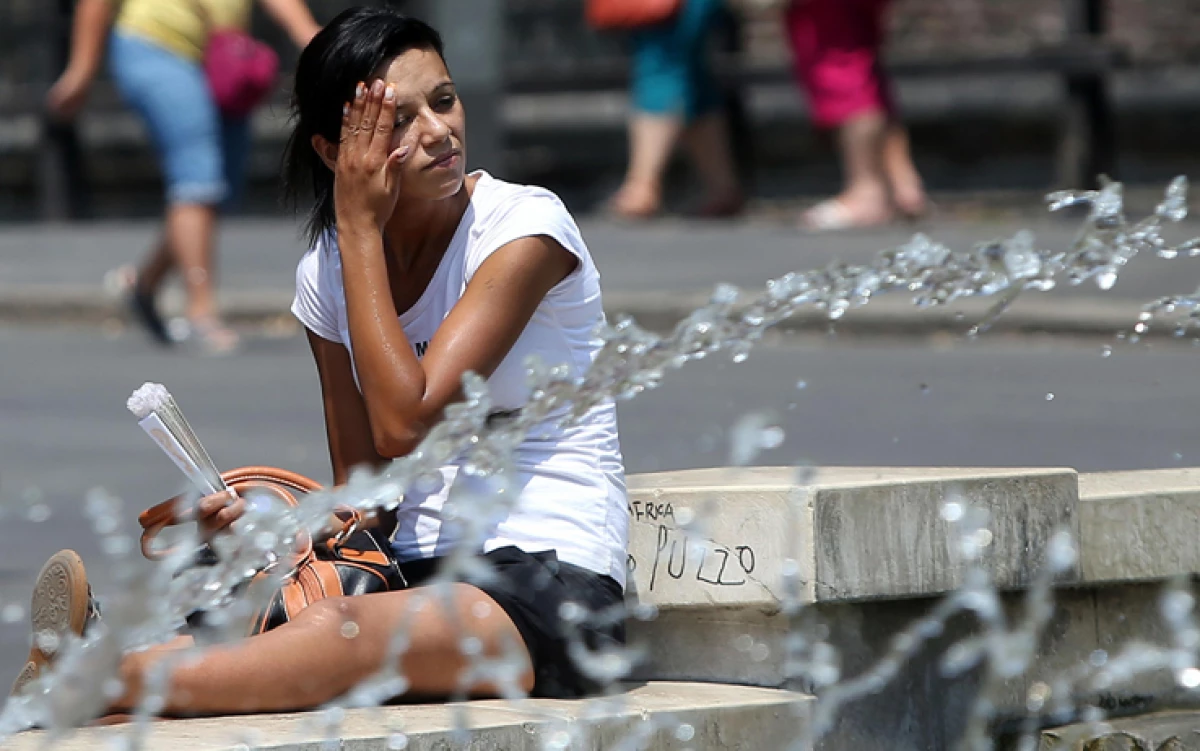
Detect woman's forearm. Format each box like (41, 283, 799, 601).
(65, 0, 114, 80)
(257, 0, 321, 48)
(337, 223, 432, 457)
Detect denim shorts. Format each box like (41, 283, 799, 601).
(108, 30, 251, 207)
(397, 546, 627, 698)
(630, 0, 724, 122)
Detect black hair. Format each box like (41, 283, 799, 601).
(282, 6, 446, 247)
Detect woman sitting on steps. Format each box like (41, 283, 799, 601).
(12, 6, 630, 719)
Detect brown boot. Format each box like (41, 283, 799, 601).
(10, 550, 98, 696)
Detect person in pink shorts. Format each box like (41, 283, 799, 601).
(786, 0, 927, 230)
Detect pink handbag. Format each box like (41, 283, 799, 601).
(203, 29, 280, 119)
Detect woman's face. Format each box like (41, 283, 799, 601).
(374, 47, 467, 202)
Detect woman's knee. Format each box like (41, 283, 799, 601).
(292, 595, 362, 633)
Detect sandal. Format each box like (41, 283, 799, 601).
(11, 550, 100, 697)
(800, 198, 892, 233)
(604, 187, 661, 222)
(176, 317, 241, 356)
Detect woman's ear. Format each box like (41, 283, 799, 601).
(311, 134, 338, 171)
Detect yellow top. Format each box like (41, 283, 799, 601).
(113, 0, 252, 62)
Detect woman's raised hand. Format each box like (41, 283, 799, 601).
(334, 79, 412, 232)
(196, 489, 246, 539)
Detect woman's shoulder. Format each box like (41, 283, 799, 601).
(295, 231, 340, 288)
(461, 172, 595, 282)
(468, 172, 576, 230)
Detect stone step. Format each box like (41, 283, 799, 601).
(1040, 709, 1200, 750)
(5, 682, 811, 751)
(1079, 468, 1200, 585)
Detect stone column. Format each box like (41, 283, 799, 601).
(406, 0, 506, 176)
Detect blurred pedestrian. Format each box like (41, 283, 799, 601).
(604, 0, 745, 220)
(785, 0, 926, 231)
(46, 0, 321, 353)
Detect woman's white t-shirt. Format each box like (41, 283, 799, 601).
(291, 171, 628, 587)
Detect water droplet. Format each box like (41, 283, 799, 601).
(387, 733, 409, 750)
(1045, 393, 1055, 401)
(103, 677, 126, 700)
(558, 601, 586, 624)
(101, 535, 133, 557)
(1101, 345, 1113, 357)
(340, 621, 361, 639)
(675, 724, 696, 741)
(1174, 452, 1185, 462)
(795, 380, 807, 390)
(471, 601, 493, 619)
(1180, 667, 1200, 688)
(941, 502, 964, 522)
(1089, 649, 1108, 667)
(2, 604, 25, 623)
(27, 504, 51, 523)
(1026, 681, 1051, 712)
(459, 636, 482, 656)
(760, 426, 785, 450)
(34, 630, 60, 653)
(1162, 590, 1195, 623)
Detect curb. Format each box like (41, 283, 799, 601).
(603, 291, 1151, 339)
(0, 285, 1160, 339)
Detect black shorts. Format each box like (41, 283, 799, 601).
(396, 546, 626, 698)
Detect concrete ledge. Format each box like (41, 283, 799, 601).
(6, 682, 811, 751)
(626, 466, 1079, 610)
(1079, 468, 1200, 584)
(622, 466, 1200, 749)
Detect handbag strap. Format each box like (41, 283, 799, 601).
(137, 466, 359, 561)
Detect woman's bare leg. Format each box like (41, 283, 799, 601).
(610, 113, 684, 218)
(160, 203, 218, 323)
(882, 120, 927, 218)
(111, 584, 533, 716)
(682, 112, 744, 215)
(156, 202, 238, 351)
(135, 235, 174, 297)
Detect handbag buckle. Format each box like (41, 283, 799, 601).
(330, 515, 362, 548)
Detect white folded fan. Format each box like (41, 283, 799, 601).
(127, 382, 227, 496)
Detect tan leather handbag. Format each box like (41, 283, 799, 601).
(138, 466, 404, 636)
